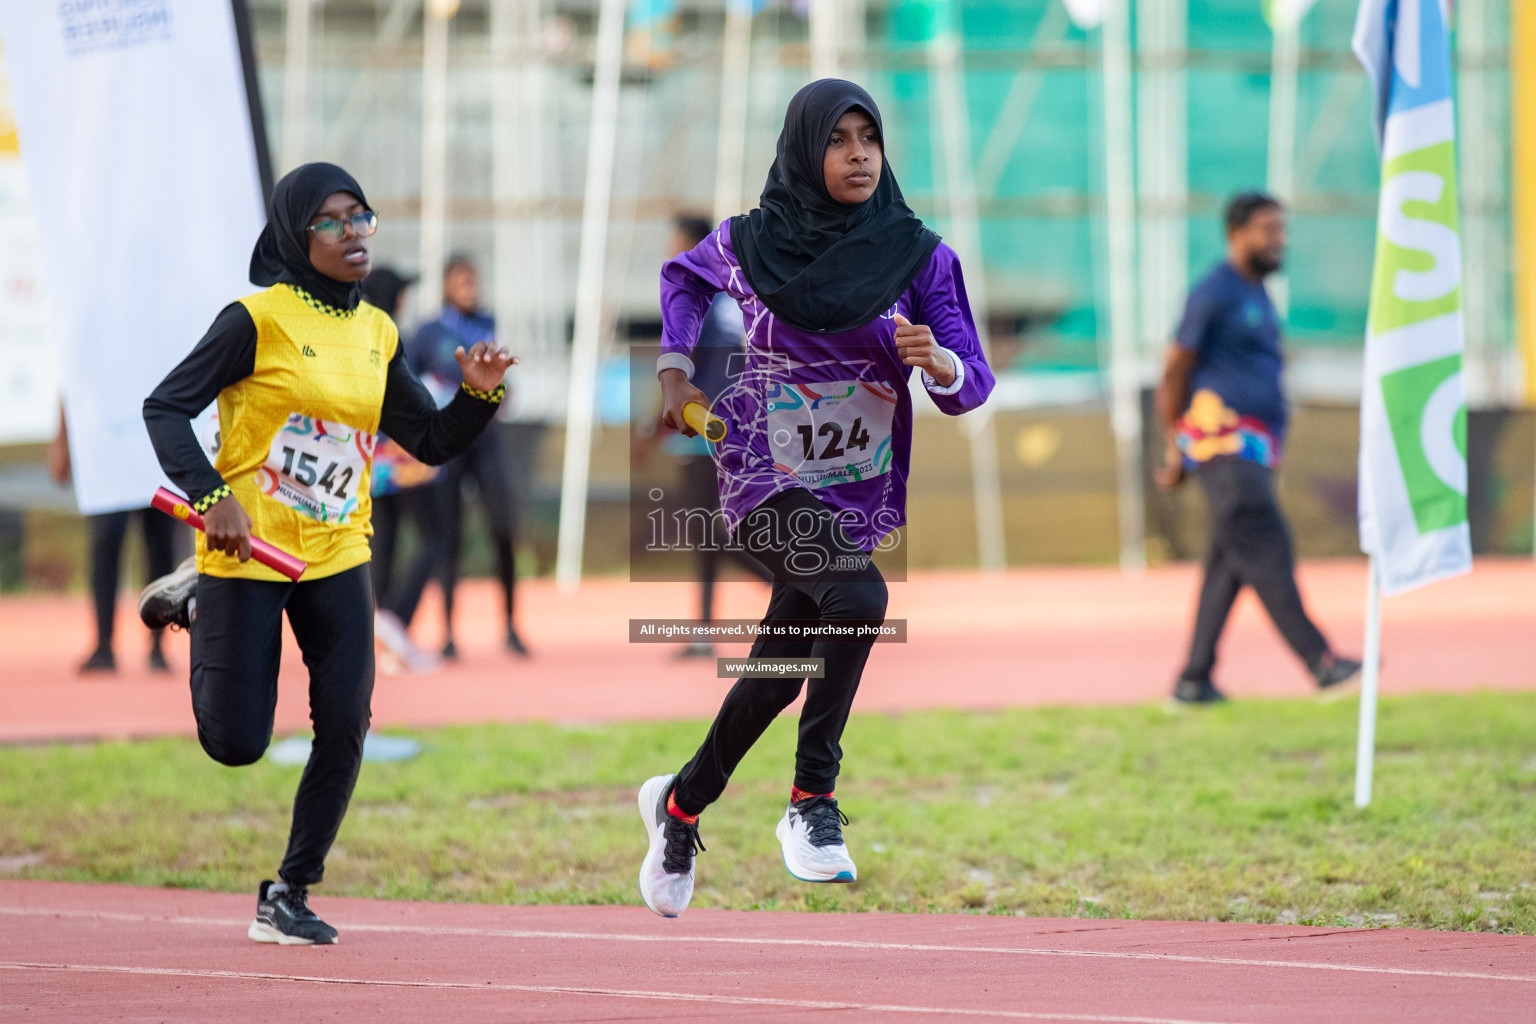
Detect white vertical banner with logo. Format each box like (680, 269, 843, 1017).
(1354, 0, 1471, 596)
(0, 1, 266, 514)
(1351, 0, 1471, 807)
(0, 44, 58, 444)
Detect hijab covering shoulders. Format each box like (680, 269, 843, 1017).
(729, 79, 940, 334)
(249, 162, 371, 312)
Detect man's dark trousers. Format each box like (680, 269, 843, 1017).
(1181, 458, 1329, 682)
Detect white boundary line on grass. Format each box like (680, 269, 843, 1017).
(0, 960, 1261, 1024)
(2, 905, 1533, 984)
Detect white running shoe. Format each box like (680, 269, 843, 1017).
(373, 609, 440, 675)
(637, 774, 702, 918)
(776, 795, 857, 883)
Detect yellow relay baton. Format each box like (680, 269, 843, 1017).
(682, 402, 727, 443)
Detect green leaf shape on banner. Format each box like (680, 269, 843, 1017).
(1379, 353, 1468, 534)
(1367, 141, 1461, 337)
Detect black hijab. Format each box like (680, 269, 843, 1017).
(249, 162, 371, 311)
(730, 79, 939, 334)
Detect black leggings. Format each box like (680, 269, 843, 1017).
(89, 508, 182, 652)
(370, 484, 449, 625)
(1181, 458, 1330, 681)
(672, 488, 887, 816)
(189, 565, 374, 888)
(440, 427, 518, 636)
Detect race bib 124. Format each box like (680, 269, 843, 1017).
(765, 380, 898, 490)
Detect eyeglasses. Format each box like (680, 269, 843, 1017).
(307, 210, 378, 245)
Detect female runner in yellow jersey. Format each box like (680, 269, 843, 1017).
(139, 163, 513, 945)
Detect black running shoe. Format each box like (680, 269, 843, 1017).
(441, 638, 459, 661)
(147, 646, 170, 674)
(1172, 676, 1228, 704)
(1314, 654, 1363, 702)
(249, 880, 338, 945)
(138, 557, 198, 631)
(505, 627, 529, 657)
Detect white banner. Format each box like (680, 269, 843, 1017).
(1352, 0, 1471, 595)
(0, 0, 265, 513)
(0, 44, 57, 444)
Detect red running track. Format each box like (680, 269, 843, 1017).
(1, 559, 1532, 743)
(2, 880, 1533, 1023)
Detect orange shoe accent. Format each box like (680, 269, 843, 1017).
(791, 787, 833, 804)
(666, 791, 700, 825)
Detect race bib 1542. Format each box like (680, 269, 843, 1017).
(256, 414, 374, 523)
(765, 380, 897, 489)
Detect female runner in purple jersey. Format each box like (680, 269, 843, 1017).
(637, 80, 994, 917)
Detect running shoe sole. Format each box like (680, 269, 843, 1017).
(774, 816, 856, 883)
(247, 919, 337, 946)
(137, 558, 198, 631)
(637, 774, 682, 917)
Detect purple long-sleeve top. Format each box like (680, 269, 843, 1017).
(658, 224, 994, 550)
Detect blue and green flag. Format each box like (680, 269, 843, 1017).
(1352, 0, 1471, 594)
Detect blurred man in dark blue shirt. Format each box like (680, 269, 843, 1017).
(1155, 193, 1359, 704)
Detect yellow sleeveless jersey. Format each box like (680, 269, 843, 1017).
(198, 284, 397, 582)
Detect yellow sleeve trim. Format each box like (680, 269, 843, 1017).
(461, 382, 506, 404)
(193, 484, 232, 514)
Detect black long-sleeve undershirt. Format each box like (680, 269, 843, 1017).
(143, 302, 499, 506)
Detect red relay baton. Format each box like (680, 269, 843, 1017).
(151, 487, 308, 581)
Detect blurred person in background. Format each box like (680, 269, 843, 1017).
(635, 213, 772, 658)
(49, 405, 186, 675)
(1155, 191, 1361, 705)
(360, 267, 446, 675)
(410, 256, 527, 659)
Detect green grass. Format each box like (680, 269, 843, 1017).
(3, 693, 1535, 932)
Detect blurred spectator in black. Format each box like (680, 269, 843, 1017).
(361, 267, 444, 674)
(50, 405, 187, 674)
(410, 256, 527, 659)
(638, 214, 770, 658)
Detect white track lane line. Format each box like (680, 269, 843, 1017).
(2, 905, 1532, 985)
(0, 961, 1260, 1024)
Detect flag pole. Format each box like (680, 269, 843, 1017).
(928, 7, 1007, 573)
(419, 0, 455, 318)
(1101, 0, 1147, 573)
(554, 0, 626, 592)
(1265, 15, 1298, 317)
(1136, 0, 1188, 392)
(713, 0, 752, 224)
(809, 0, 839, 80)
(1353, 556, 1383, 809)
(280, 0, 312, 172)
(1350, 0, 1470, 810)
